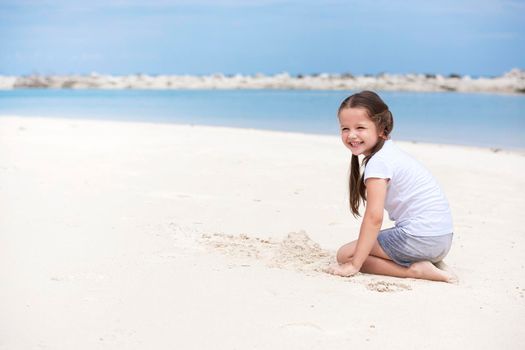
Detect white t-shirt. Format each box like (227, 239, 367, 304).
(364, 140, 453, 237)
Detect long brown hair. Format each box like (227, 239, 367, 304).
(338, 91, 394, 217)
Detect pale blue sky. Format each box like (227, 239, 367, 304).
(0, 0, 524, 76)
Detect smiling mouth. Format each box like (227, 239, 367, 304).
(349, 141, 363, 147)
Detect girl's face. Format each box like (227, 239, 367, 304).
(339, 107, 383, 156)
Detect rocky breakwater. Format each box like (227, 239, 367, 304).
(1, 69, 524, 94)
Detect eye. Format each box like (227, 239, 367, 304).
(357, 126, 365, 130)
(341, 127, 349, 132)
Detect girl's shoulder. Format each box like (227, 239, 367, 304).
(365, 141, 396, 180)
(368, 140, 397, 163)
(371, 140, 434, 180)
(371, 140, 413, 164)
(365, 140, 421, 180)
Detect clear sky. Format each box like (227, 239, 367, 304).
(1, 0, 524, 76)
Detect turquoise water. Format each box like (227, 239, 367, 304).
(1, 89, 524, 149)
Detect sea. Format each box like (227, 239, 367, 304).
(1, 89, 524, 150)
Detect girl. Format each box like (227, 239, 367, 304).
(327, 91, 455, 282)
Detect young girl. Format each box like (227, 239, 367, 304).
(327, 91, 455, 282)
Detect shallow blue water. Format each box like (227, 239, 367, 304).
(1, 89, 524, 149)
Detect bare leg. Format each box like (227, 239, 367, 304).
(336, 240, 359, 264)
(361, 256, 456, 282)
(408, 261, 457, 283)
(336, 240, 391, 263)
(336, 240, 456, 283)
(360, 255, 410, 278)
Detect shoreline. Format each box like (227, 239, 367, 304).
(2, 114, 524, 154)
(1, 69, 524, 94)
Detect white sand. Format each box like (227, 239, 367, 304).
(1, 116, 524, 349)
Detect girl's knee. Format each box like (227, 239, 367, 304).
(336, 241, 357, 264)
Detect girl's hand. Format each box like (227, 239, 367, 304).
(326, 262, 360, 277)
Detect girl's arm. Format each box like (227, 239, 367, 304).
(351, 178, 388, 269)
(327, 178, 388, 277)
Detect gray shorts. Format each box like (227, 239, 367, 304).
(377, 227, 453, 267)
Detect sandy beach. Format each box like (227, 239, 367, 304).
(1, 116, 524, 349)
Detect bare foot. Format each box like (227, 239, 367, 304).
(434, 261, 459, 284)
(408, 261, 458, 283)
